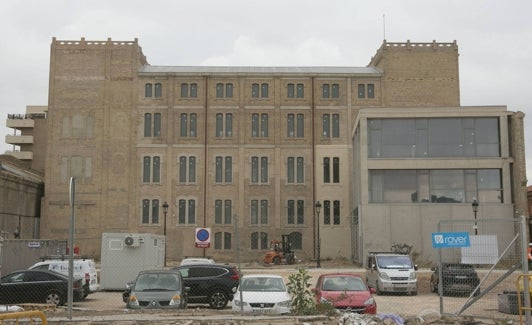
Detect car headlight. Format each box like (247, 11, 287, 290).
(128, 295, 139, 306)
(378, 272, 390, 280)
(409, 272, 417, 280)
(169, 294, 181, 306)
(364, 297, 375, 306)
(277, 300, 291, 307)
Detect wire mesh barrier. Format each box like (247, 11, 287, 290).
(431, 217, 528, 321)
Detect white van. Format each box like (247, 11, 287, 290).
(365, 252, 417, 295)
(29, 257, 100, 297)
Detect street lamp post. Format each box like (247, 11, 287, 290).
(472, 199, 479, 235)
(162, 201, 169, 267)
(315, 201, 322, 268)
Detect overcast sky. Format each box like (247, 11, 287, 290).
(1, 0, 531, 184)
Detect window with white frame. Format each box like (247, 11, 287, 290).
(144, 113, 162, 137)
(214, 232, 232, 250)
(251, 113, 268, 137)
(179, 113, 197, 137)
(287, 157, 304, 184)
(179, 156, 196, 183)
(142, 156, 161, 183)
(178, 199, 196, 224)
(142, 199, 160, 225)
(323, 157, 340, 183)
(215, 113, 233, 137)
(215, 156, 232, 183)
(251, 156, 268, 184)
(250, 232, 269, 250)
(214, 199, 232, 224)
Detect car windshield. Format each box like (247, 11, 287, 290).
(322, 276, 366, 291)
(377, 255, 413, 269)
(135, 273, 180, 291)
(240, 277, 285, 292)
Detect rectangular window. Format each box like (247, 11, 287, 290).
(190, 113, 197, 137)
(225, 156, 232, 182)
(250, 232, 269, 250)
(261, 83, 269, 98)
(215, 199, 223, 224)
(226, 114, 233, 137)
(190, 83, 198, 98)
(287, 114, 295, 137)
(177, 199, 196, 224)
(323, 157, 330, 183)
(296, 157, 304, 183)
(322, 114, 330, 137)
(333, 200, 340, 225)
(145, 84, 153, 98)
(251, 113, 259, 137)
(358, 84, 365, 99)
(216, 113, 223, 137)
(261, 113, 268, 137)
(252, 83, 259, 98)
(251, 157, 259, 183)
(297, 114, 304, 137)
(331, 84, 339, 98)
(154, 83, 162, 98)
(189, 156, 196, 182)
(143, 156, 151, 183)
(333, 157, 340, 183)
(251, 200, 268, 225)
(260, 199, 268, 224)
(287, 157, 294, 183)
(224, 200, 232, 224)
(287, 84, 295, 98)
(144, 113, 152, 137)
(188, 199, 195, 224)
(180, 114, 188, 137)
(369, 169, 502, 203)
(179, 156, 187, 182)
(251, 200, 258, 224)
(367, 117, 501, 158)
(181, 84, 188, 98)
(178, 199, 186, 224)
(332, 114, 339, 138)
(141, 199, 159, 225)
(297, 200, 304, 224)
(214, 232, 232, 250)
(215, 157, 223, 183)
(287, 200, 295, 224)
(216, 83, 224, 98)
(367, 84, 374, 98)
(322, 84, 330, 98)
(251, 156, 269, 184)
(324, 200, 331, 224)
(153, 113, 161, 137)
(226, 84, 233, 98)
(261, 157, 268, 183)
(297, 84, 304, 98)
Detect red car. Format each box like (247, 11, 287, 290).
(312, 273, 377, 314)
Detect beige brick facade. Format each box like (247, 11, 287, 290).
(36, 38, 527, 265)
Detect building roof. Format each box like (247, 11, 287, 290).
(0, 155, 44, 183)
(138, 65, 383, 76)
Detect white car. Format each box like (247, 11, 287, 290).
(28, 257, 100, 297)
(232, 274, 291, 314)
(179, 257, 215, 266)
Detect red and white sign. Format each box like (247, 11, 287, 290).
(195, 228, 211, 248)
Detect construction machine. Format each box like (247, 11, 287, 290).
(262, 235, 295, 265)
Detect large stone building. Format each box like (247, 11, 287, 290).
(5, 38, 528, 265)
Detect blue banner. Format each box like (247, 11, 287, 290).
(432, 232, 471, 248)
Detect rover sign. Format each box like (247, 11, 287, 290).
(431, 232, 470, 248)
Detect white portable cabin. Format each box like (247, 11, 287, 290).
(100, 233, 165, 290)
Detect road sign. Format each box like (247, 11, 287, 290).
(195, 228, 211, 248)
(432, 232, 470, 248)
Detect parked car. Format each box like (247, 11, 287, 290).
(0, 269, 85, 306)
(312, 273, 376, 314)
(365, 252, 417, 295)
(28, 256, 100, 297)
(430, 263, 480, 296)
(180, 257, 215, 266)
(126, 269, 187, 309)
(172, 264, 240, 309)
(231, 274, 291, 314)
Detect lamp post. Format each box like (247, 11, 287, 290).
(472, 199, 479, 235)
(315, 201, 322, 268)
(162, 201, 169, 266)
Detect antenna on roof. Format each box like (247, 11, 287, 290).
(383, 14, 386, 41)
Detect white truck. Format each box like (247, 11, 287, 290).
(365, 252, 418, 295)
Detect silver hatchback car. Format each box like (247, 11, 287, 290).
(126, 269, 188, 309)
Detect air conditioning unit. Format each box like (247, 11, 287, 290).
(124, 235, 140, 247)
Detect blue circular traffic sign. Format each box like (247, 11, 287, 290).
(197, 228, 210, 241)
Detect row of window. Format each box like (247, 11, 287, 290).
(143, 113, 340, 139)
(369, 169, 502, 203)
(143, 156, 339, 185)
(141, 199, 341, 226)
(144, 82, 376, 100)
(212, 232, 304, 251)
(368, 117, 500, 158)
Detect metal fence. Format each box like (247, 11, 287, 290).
(433, 216, 529, 322)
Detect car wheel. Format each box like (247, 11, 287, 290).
(45, 291, 64, 306)
(208, 290, 228, 309)
(410, 290, 417, 296)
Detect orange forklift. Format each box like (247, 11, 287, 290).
(263, 235, 296, 265)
